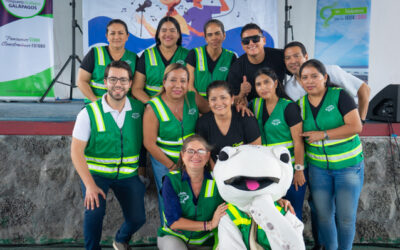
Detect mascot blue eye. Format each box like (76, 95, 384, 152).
(218, 151, 229, 161)
(280, 153, 290, 163)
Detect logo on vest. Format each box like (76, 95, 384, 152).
(131, 113, 140, 119)
(219, 66, 228, 72)
(325, 105, 335, 112)
(178, 192, 189, 204)
(176, 60, 185, 65)
(272, 119, 281, 126)
(188, 108, 197, 115)
(232, 141, 244, 147)
(125, 60, 132, 65)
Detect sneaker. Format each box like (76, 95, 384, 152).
(112, 240, 131, 250)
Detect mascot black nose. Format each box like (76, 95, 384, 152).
(218, 151, 229, 161)
(280, 153, 290, 163)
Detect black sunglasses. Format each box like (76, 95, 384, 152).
(241, 35, 262, 45)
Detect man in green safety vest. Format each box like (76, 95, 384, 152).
(71, 61, 145, 250)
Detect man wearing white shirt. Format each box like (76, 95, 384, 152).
(283, 41, 370, 121)
(71, 61, 145, 250)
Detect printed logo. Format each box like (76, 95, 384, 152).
(232, 141, 244, 147)
(176, 60, 185, 65)
(178, 192, 189, 204)
(271, 119, 281, 126)
(320, 2, 368, 27)
(131, 113, 140, 119)
(1, 0, 46, 18)
(219, 66, 228, 72)
(325, 105, 335, 112)
(188, 108, 197, 115)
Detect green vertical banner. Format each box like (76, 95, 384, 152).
(315, 0, 371, 81)
(0, 0, 54, 100)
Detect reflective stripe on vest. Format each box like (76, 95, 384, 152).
(227, 204, 252, 226)
(149, 97, 170, 121)
(161, 227, 214, 245)
(88, 163, 137, 174)
(160, 147, 180, 159)
(85, 155, 139, 164)
(145, 84, 162, 92)
(95, 47, 105, 66)
(157, 133, 195, 146)
(199, 92, 207, 97)
(308, 135, 357, 147)
(147, 47, 158, 66)
(89, 80, 106, 90)
(267, 140, 294, 149)
(89, 101, 105, 132)
(306, 144, 363, 163)
(299, 96, 306, 120)
(195, 47, 205, 71)
(253, 98, 263, 120)
(204, 179, 215, 198)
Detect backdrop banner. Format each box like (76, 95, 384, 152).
(315, 0, 371, 81)
(82, 0, 278, 56)
(0, 0, 54, 100)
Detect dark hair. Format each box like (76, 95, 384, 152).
(284, 41, 308, 56)
(106, 19, 129, 34)
(176, 134, 213, 172)
(241, 23, 263, 38)
(254, 67, 291, 100)
(299, 59, 338, 87)
(206, 80, 233, 100)
(104, 61, 133, 80)
(155, 16, 182, 46)
(203, 19, 225, 35)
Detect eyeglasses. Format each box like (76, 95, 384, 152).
(241, 35, 262, 45)
(184, 148, 208, 156)
(107, 77, 130, 85)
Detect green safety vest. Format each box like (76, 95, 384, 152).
(226, 203, 286, 250)
(144, 46, 189, 97)
(147, 91, 198, 163)
(158, 170, 224, 246)
(84, 97, 144, 179)
(298, 87, 363, 170)
(253, 98, 295, 165)
(193, 46, 234, 98)
(87, 46, 137, 103)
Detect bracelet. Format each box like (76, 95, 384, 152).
(203, 221, 207, 231)
(168, 163, 175, 170)
(323, 130, 329, 140)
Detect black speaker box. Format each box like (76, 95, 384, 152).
(367, 84, 400, 122)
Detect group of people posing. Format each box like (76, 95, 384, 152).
(71, 16, 371, 250)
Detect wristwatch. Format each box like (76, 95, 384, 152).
(324, 130, 329, 140)
(294, 164, 305, 171)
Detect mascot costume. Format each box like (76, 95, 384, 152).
(214, 145, 305, 250)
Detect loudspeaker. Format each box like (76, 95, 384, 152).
(367, 84, 400, 122)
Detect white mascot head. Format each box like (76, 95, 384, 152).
(214, 145, 293, 211)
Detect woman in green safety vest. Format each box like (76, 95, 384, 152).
(186, 19, 237, 109)
(298, 59, 364, 250)
(251, 67, 306, 221)
(157, 134, 227, 249)
(143, 63, 209, 224)
(77, 19, 137, 103)
(132, 16, 189, 104)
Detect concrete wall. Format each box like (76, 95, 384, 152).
(0, 135, 399, 245)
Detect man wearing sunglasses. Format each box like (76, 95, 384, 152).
(71, 61, 146, 250)
(227, 23, 286, 105)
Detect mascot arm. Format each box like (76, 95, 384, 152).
(218, 215, 247, 250)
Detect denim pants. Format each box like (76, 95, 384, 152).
(308, 161, 364, 250)
(81, 174, 146, 250)
(150, 154, 170, 225)
(284, 168, 308, 220)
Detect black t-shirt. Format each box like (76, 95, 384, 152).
(80, 46, 138, 73)
(196, 108, 260, 162)
(310, 89, 357, 119)
(261, 102, 302, 127)
(136, 46, 174, 75)
(227, 47, 286, 102)
(185, 48, 237, 74)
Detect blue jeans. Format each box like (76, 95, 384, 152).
(284, 168, 308, 220)
(150, 154, 170, 225)
(309, 161, 364, 250)
(81, 175, 146, 250)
